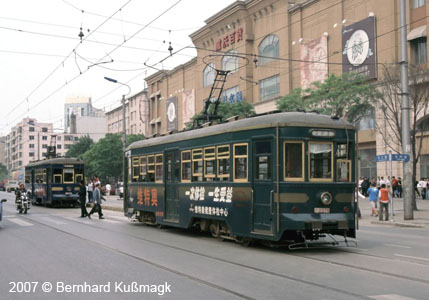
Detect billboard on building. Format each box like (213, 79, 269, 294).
(166, 96, 178, 132)
(182, 89, 195, 127)
(300, 35, 328, 90)
(342, 16, 377, 79)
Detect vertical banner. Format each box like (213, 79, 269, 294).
(342, 16, 377, 79)
(166, 96, 178, 132)
(182, 89, 195, 126)
(300, 35, 328, 90)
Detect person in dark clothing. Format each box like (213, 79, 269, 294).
(361, 177, 370, 197)
(78, 180, 88, 217)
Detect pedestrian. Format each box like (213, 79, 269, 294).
(378, 183, 391, 221)
(87, 180, 93, 203)
(78, 180, 88, 218)
(106, 183, 111, 196)
(421, 178, 427, 200)
(367, 182, 379, 217)
(88, 183, 106, 219)
(356, 187, 364, 218)
(415, 180, 421, 198)
(397, 177, 403, 198)
(391, 176, 398, 198)
(361, 177, 370, 197)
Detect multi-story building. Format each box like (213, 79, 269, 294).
(64, 96, 104, 132)
(139, 0, 429, 179)
(5, 118, 81, 174)
(0, 136, 6, 166)
(106, 90, 149, 136)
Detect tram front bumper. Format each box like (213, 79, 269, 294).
(281, 213, 353, 230)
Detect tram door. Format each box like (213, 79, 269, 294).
(165, 151, 180, 222)
(252, 139, 274, 233)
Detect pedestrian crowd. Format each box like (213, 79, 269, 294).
(358, 176, 429, 221)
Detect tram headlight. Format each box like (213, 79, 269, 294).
(320, 192, 332, 205)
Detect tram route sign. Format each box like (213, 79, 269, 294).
(392, 153, 410, 162)
(376, 154, 390, 162)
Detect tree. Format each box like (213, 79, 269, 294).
(376, 65, 429, 211)
(0, 163, 7, 182)
(65, 135, 94, 159)
(187, 100, 256, 128)
(83, 134, 123, 179)
(276, 73, 381, 123)
(126, 134, 145, 148)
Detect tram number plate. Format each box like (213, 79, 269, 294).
(314, 207, 330, 213)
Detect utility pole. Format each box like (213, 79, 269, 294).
(399, 0, 413, 219)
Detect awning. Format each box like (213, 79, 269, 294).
(155, 117, 161, 123)
(407, 25, 426, 41)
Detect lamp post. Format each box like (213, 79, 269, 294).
(104, 77, 131, 213)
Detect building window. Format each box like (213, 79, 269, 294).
(203, 63, 216, 87)
(29, 127, 35, 132)
(57, 136, 61, 141)
(42, 144, 48, 149)
(411, 37, 427, 65)
(57, 144, 62, 149)
(42, 136, 48, 140)
(29, 152, 34, 157)
(258, 34, 279, 65)
(259, 74, 280, 102)
(412, 0, 426, 8)
(42, 127, 48, 132)
(29, 144, 35, 149)
(221, 50, 238, 72)
(29, 136, 34, 140)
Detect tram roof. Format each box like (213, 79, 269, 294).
(127, 112, 355, 150)
(26, 157, 83, 168)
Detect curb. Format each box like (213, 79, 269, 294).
(371, 220, 426, 228)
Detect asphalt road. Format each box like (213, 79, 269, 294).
(1, 191, 428, 300)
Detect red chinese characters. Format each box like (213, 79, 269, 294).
(216, 27, 244, 51)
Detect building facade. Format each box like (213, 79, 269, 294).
(64, 96, 104, 132)
(106, 90, 149, 136)
(139, 0, 429, 179)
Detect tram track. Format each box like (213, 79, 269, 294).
(21, 212, 425, 300)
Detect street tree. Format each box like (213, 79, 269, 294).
(276, 73, 381, 123)
(126, 134, 145, 147)
(83, 134, 122, 179)
(65, 135, 94, 159)
(376, 65, 429, 210)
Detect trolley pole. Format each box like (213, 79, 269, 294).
(399, 0, 413, 220)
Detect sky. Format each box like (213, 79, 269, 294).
(0, 0, 236, 135)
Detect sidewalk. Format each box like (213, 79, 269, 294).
(358, 196, 429, 228)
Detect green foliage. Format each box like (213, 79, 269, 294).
(187, 101, 256, 128)
(126, 134, 145, 147)
(276, 73, 381, 123)
(82, 134, 123, 179)
(65, 135, 94, 159)
(0, 163, 7, 182)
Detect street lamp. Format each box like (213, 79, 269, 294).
(104, 76, 131, 213)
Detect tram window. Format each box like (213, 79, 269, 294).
(140, 156, 147, 178)
(147, 155, 155, 182)
(234, 144, 248, 182)
(53, 169, 62, 184)
(192, 149, 203, 181)
(255, 141, 271, 180)
(284, 141, 304, 181)
(337, 143, 348, 158)
(132, 157, 140, 182)
(75, 172, 83, 183)
(63, 169, 74, 183)
(25, 172, 31, 184)
(204, 147, 216, 180)
(181, 151, 191, 182)
(309, 142, 333, 181)
(155, 154, 163, 182)
(337, 160, 351, 182)
(217, 145, 230, 181)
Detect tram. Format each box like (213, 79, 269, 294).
(25, 158, 84, 207)
(125, 111, 357, 246)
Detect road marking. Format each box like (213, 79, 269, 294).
(108, 215, 128, 222)
(395, 254, 429, 262)
(8, 218, 33, 227)
(101, 219, 121, 224)
(370, 294, 417, 300)
(384, 243, 411, 249)
(39, 216, 68, 225)
(2, 215, 14, 218)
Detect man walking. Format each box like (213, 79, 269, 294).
(88, 183, 105, 219)
(379, 184, 391, 221)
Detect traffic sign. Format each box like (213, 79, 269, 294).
(392, 153, 410, 162)
(376, 154, 390, 162)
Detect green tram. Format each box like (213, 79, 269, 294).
(25, 158, 84, 207)
(125, 112, 357, 246)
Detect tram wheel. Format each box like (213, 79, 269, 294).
(239, 238, 253, 247)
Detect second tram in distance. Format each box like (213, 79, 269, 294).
(125, 112, 357, 246)
(25, 157, 85, 207)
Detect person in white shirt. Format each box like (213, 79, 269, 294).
(87, 180, 94, 203)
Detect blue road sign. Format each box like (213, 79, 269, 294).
(392, 153, 410, 162)
(376, 154, 390, 162)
